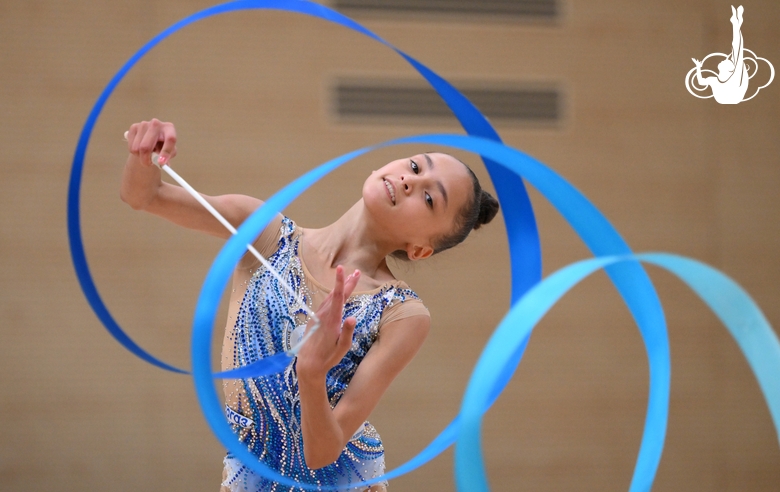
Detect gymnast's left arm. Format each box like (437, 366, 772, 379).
(296, 271, 430, 469)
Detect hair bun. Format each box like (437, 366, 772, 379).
(473, 190, 499, 230)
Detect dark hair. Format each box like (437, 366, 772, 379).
(391, 157, 499, 260)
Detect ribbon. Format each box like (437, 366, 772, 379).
(67, 0, 539, 378)
(193, 133, 667, 490)
(456, 250, 780, 491)
(67, 1, 780, 491)
(193, 134, 779, 490)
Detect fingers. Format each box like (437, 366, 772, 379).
(313, 265, 362, 326)
(124, 129, 134, 153)
(343, 269, 361, 298)
(337, 317, 357, 354)
(332, 265, 346, 300)
(139, 121, 160, 162)
(125, 119, 177, 166)
(300, 268, 361, 369)
(156, 122, 177, 166)
(330, 265, 359, 297)
(126, 122, 144, 154)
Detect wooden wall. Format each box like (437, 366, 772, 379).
(1, 0, 778, 490)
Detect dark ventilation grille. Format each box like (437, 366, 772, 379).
(335, 81, 561, 124)
(333, 0, 557, 19)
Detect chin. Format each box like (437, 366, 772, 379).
(362, 175, 389, 210)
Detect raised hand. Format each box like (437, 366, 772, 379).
(125, 118, 177, 167)
(296, 266, 362, 379)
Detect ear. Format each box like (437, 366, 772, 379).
(406, 243, 434, 261)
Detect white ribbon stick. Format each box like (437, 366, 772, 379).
(123, 131, 320, 354)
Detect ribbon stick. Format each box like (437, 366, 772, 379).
(66, 2, 657, 490)
(192, 133, 778, 491)
(121, 132, 317, 375)
(68, 0, 541, 380)
(68, 1, 780, 491)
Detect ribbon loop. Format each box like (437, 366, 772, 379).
(68, 2, 779, 491)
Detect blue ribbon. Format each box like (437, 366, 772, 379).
(193, 134, 779, 490)
(67, 1, 780, 490)
(67, 0, 540, 377)
(192, 134, 672, 490)
(457, 251, 780, 491)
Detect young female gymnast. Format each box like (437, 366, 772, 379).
(120, 119, 499, 491)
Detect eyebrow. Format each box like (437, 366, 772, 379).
(423, 153, 448, 210)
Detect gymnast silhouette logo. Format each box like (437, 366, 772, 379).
(685, 5, 774, 104)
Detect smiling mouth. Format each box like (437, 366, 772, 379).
(383, 178, 396, 204)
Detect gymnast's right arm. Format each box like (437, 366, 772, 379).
(120, 119, 262, 240)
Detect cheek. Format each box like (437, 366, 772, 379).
(362, 178, 383, 204)
(413, 208, 452, 238)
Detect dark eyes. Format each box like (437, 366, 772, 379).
(411, 158, 434, 209)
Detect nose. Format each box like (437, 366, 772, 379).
(399, 174, 416, 194)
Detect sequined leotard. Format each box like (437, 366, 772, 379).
(221, 216, 429, 492)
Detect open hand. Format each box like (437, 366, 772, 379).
(296, 266, 361, 380)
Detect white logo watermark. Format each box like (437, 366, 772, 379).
(685, 5, 774, 104)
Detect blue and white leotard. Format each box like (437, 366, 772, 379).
(221, 216, 429, 492)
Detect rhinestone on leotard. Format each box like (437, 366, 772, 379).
(223, 216, 421, 491)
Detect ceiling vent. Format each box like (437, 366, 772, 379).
(332, 0, 558, 19)
(334, 80, 561, 125)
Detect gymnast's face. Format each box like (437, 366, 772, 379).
(363, 152, 472, 260)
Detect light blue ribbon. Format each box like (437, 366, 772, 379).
(457, 251, 780, 491)
(192, 133, 778, 490)
(66, 1, 780, 490)
(192, 133, 669, 490)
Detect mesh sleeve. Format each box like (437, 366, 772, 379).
(238, 213, 285, 269)
(379, 298, 430, 327)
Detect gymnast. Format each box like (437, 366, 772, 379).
(692, 5, 748, 104)
(120, 119, 499, 491)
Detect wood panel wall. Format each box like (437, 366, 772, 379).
(1, 0, 778, 490)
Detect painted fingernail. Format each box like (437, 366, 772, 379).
(157, 155, 168, 166)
